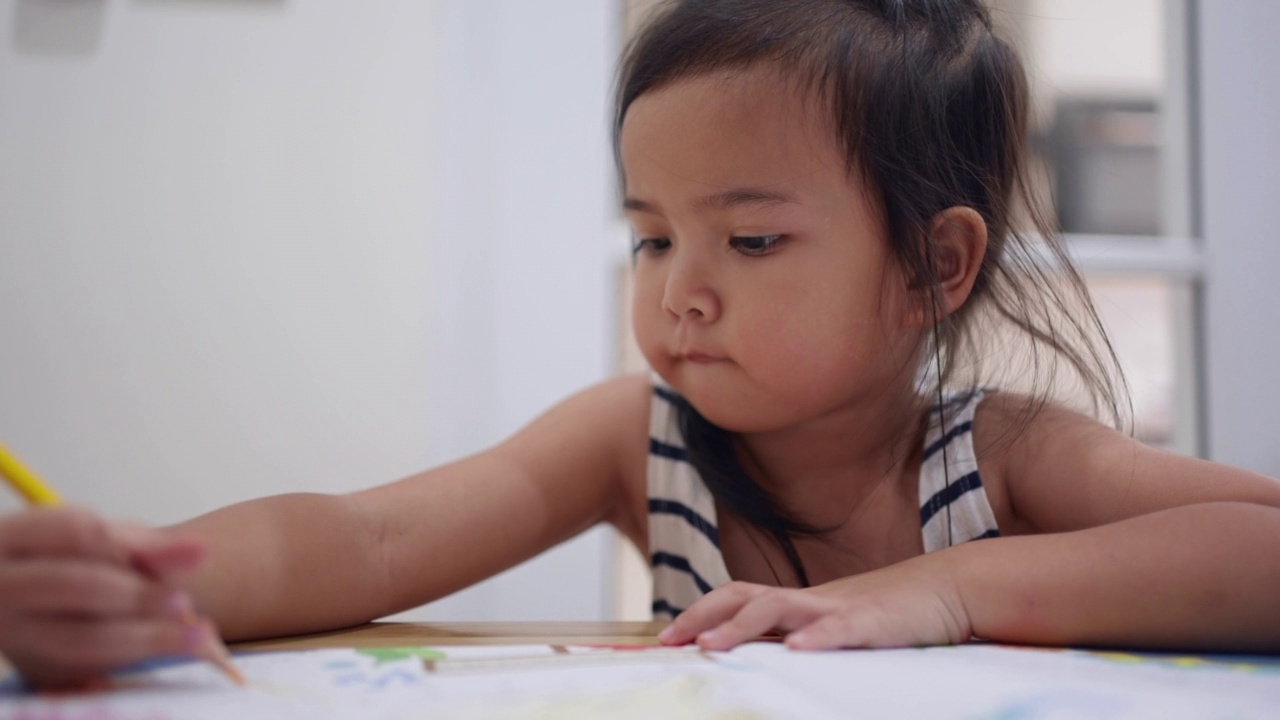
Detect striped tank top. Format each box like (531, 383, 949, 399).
(647, 382, 1001, 620)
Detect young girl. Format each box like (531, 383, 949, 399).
(3, 0, 1279, 687)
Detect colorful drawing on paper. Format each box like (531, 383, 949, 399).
(0, 645, 814, 720)
(1, 644, 1277, 720)
(352, 647, 446, 666)
(1083, 650, 1280, 675)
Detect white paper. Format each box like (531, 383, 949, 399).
(2, 643, 1277, 720)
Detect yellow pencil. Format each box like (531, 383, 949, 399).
(0, 440, 62, 506)
(0, 439, 246, 687)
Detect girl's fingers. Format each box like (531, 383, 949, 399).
(5, 616, 209, 688)
(0, 510, 202, 583)
(0, 560, 186, 619)
(109, 522, 207, 578)
(0, 507, 130, 566)
(696, 589, 828, 651)
(130, 536, 207, 579)
(658, 581, 770, 645)
(785, 612, 881, 651)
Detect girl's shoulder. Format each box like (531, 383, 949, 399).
(970, 390, 1280, 535)
(969, 390, 1129, 534)
(945, 389, 1026, 536)
(968, 390, 1131, 536)
(478, 373, 654, 550)
(560, 373, 655, 549)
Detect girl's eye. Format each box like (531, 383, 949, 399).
(729, 234, 783, 256)
(632, 237, 672, 256)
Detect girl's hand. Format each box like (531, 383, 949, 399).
(0, 507, 211, 688)
(657, 554, 973, 651)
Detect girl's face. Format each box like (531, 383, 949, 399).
(621, 67, 921, 433)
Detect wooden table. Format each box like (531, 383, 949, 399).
(232, 621, 671, 652)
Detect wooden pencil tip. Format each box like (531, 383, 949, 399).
(224, 662, 249, 687)
(202, 633, 248, 687)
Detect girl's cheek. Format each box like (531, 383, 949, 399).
(631, 310, 668, 371)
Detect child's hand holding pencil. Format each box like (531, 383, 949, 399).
(0, 442, 245, 689)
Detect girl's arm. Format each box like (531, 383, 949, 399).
(172, 374, 652, 641)
(949, 500, 1280, 650)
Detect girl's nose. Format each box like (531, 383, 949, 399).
(661, 250, 721, 322)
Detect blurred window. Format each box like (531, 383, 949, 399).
(999, 0, 1198, 452)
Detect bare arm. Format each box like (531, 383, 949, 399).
(167, 492, 387, 641)
(953, 501, 1280, 651)
(170, 374, 652, 642)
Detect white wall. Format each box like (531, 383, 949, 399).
(411, 1, 620, 621)
(1197, 1, 1280, 477)
(0, 1, 620, 620)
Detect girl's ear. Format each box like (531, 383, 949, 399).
(905, 206, 988, 327)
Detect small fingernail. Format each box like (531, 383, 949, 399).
(697, 630, 719, 645)
(657, 626, 675, 642)
(166, 592, 193, 620)
(786, 632, 809, 647)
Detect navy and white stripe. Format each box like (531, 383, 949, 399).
(646, 380, 1000, 619)
(918, 389, 1001, 552)
(646, 380, 732, 620)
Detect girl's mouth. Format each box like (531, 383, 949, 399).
(679, 351, 725, 363)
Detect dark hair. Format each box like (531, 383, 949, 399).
(615, 0, 1127, 585)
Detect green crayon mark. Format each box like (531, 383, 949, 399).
(355, 647, 447, 665)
